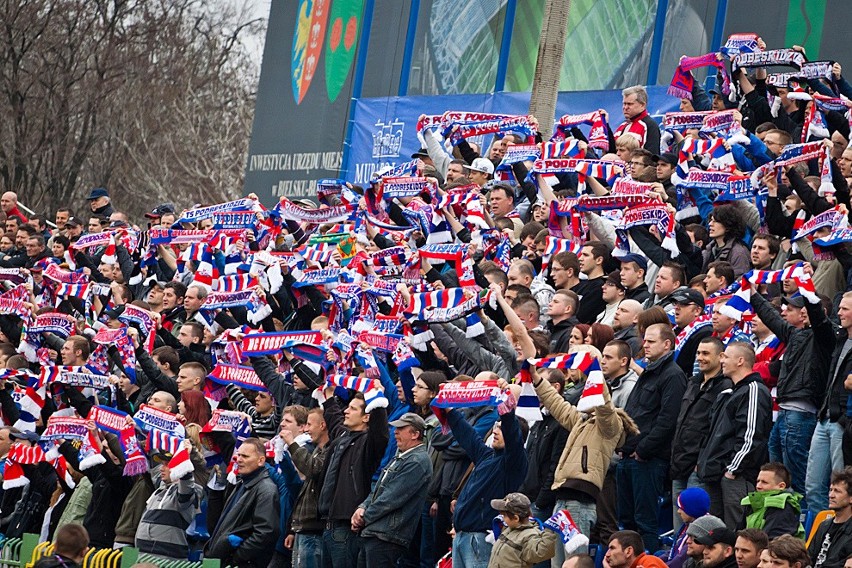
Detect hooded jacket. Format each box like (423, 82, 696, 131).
(697, 373, 773, 483)
(449, 409, 528, 533)
(534, 375, 639, 499)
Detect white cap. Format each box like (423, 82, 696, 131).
(464, 157, 495, 176)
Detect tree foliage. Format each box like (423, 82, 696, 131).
(0, 0, 263, 219)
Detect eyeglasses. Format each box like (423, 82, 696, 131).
(629, 161, 651, 168)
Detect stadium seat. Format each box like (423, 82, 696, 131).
(805, 510, 835, 548)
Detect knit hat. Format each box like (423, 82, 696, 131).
(101, 234, 117, 265)
(167, 441, 195, 481)
(677, 487, 711, 519)
(3, 443, 45, 489)
(686, 514, 726, 540)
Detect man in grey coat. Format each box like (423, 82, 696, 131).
(351, 413, 433, 567)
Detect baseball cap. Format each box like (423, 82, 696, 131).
(145, 203, 176, 219)
(694, 527, 737, 547)
(616, 253, 648, 272)
(671, 288, 705, 307)
(11, 430, 41, 444)
(782, 295, 806, 308)
(464, 158, 495, 176)
(389, 412, 427, 433)
(686, 514, 726, 540)
(65, 217, 82, 228)
(86, 187, 109, 200)
(657, 153, 678, 167)
(411, 148, 430, 159)
(490, 492, 531, 516)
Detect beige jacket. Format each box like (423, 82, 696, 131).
(487, 521, 557, 568)
(534, 376, 640, 496)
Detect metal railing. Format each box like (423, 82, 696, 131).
(15, 202, 57, 229)
(0, 533, 223, 568)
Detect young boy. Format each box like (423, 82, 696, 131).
(488, 492, 558, 568)
(667, 487, 711, 568)
(739, 463, 803, 538)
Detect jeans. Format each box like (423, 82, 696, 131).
(452, 531, 492, 568)
(419, 503, 435, 568)
(805, 419, 846, 511)
(322, 525, 361, 568)
(357, 537, 406, 568)
(768, 409, 817, 498)
(671, 472, 705, 531)
(617, 456, 667, 553)
(294, 533, 324, 568)
(551, 499, 596, 568)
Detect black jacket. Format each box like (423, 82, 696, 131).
(34, 555, 81, 568)
(697, 373, 773, 483)
(821, 328, 852, 422)
(518, 412, 569, 511)
(548, 316, 578, 354)
(751, 293, 834, 408)
(205, 467, 281, 568)
(317, 405, 388, 521)
(625, 283, 650, 304)
(621, 352, 687, 461)
(59, 443, 134, 549)
(670, 372, 733, 480)
(807, 517, 852, 568)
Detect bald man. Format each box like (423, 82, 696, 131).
(697, 343, 773, 528)
(1, 192, 28, 224)
(612, 299, 643, 357)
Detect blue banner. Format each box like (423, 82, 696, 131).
(342, 86, 680, 185)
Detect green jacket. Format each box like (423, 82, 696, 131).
(740, 489, 804, 539)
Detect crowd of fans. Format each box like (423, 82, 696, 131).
(0, 33, 851, 568)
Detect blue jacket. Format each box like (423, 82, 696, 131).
(374, 359, 411, 478)
(449, 409, 528, 532)
(359, 443, 432, 547)
(266, 456, 303, 553)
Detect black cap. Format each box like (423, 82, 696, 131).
(144, 203, 176, 219)
(671, 288, 705, 307)
(65, 217, 82, 228)
(657, 153, 678, 166)
(783, 295, 806, 308)
(694, 527, 737, 547)
(605, 270, 626, 291)
(411, 148, 430, 159)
